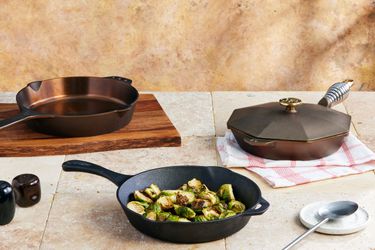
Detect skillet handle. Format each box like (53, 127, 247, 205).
(0, 110, 49, 130)
(243, 197, 270, 216)
(62, 160, 131, 187)
(105, 76, 132, 84)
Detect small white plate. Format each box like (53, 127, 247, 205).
(299, 201, 369, 235)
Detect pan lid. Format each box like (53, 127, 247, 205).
(227, 97, 351, 142)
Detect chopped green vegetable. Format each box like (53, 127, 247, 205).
(217, 184, 235, 202)
(174, 205, 196, 219)
(166, 214, 180, 221)
(134, 190, 153, 203)
(127, 201, 147, 215)
(228, 200, 246, 213)
(127, 178, 246, 222)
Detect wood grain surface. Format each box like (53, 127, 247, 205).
(0, 94, 181, 157)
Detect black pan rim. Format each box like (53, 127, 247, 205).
(115, 165, 263, 225)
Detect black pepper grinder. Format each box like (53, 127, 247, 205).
(12, 174, 41, 207)
(0, 181, 16, 225)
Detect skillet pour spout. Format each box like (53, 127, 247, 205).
(62, 160, 270, 243)
(227, 80, 353, 160)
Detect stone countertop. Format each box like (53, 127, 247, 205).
(0, 91, 374, 250)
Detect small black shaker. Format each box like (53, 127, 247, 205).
(0, 181, 16, 225)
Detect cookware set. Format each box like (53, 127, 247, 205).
(0, 77, 356, 242)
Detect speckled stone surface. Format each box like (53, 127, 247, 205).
(0, 1, 374, 92)
(0, 92, 374, 249)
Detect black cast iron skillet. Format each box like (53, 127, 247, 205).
(0, 76, 138, 137)
(62, 160, 270, 243)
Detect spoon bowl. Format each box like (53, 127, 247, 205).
(318, 201, 359, 220)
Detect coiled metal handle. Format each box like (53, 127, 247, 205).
(318, 79, 354, 108)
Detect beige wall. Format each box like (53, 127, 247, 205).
(0, 0, 374, 91)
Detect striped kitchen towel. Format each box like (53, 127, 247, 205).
(217, 132, 375, 188)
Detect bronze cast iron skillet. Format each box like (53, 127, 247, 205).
(62, 160, 270, 243)
(0, 76, 138, 137)
(227, 80, 353, 160)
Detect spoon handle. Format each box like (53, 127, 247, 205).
(282, 217, 329, 250)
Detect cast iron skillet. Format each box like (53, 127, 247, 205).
(62, 160, 270, 243)
(0, 76, 138, 137)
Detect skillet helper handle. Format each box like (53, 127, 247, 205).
(62, 160, 131, 187)
(105, 76, 132, 84)
(318, 79, 353, 108)
(243, 197, 270, 216)
(0, 110, 46, 130)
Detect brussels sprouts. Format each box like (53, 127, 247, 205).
(219, 210, 237, 219)
(228, 200, 246, 213)
(147, 203, 162, 213)
(191, 199, 212, 212)
(166, 214, 180, 221)
(127, 179, 246, 223)
(146, 211, 157, 221)
(179, 184, 188, 191)
(202, 208, 220, 220)
(198, 191, 220, 205)
(156, 196, 174, 209)
(213, 202, 227, 214)
(134, 190, 153, 203)
(127, 201, 146, 215)
(160, 190, 179, 196)
(194, 215, 208, 222)
(176, 191, 195, 206)
(157, 211, 171, 221)
(144, 184, 161, 200)
(174, 205, 196, 219)
(187, 178, 202, 192)
(178, 218, 191, 222)
(217, 184, 235, 202)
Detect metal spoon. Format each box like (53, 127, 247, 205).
(282, 201, 359, 250)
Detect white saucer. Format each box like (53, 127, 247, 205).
(299, 201, 369, 235)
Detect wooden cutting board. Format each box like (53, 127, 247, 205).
(0, 94, 181, 157)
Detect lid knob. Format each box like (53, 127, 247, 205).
(279, 98, 302, 113)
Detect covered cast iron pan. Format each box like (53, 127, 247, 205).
(0, 76, 138, 137)
(227, 80, 353, 160)
(62, 160, 270, 243)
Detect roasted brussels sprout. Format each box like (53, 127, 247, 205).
(156, 196, 174, 209)
(198, 191, 220, 205)
(144, 184, 161, 200)
(228, 200, 246, 213)
(217, 184, 235, 202)
(191, 199, 212, 212)
(219, 210, 236, 219)
(187, 178, 202, 192)
(134, 190, 153, 203)
(146, 211, 157, 221)
(174, 205, 196, 219)
(127, 178, 246, 223)
(202, 207, 220, 220)
(147, 203, 162, 213)
(176, 191, 195, 206)
(127, 201, 147, 215)
(157, 211, 171, 221)
(178, 218, 191, 222)
(213, 202, 227, 214)
(166, 214, 180, 221)
(194, 215, 208, 222)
